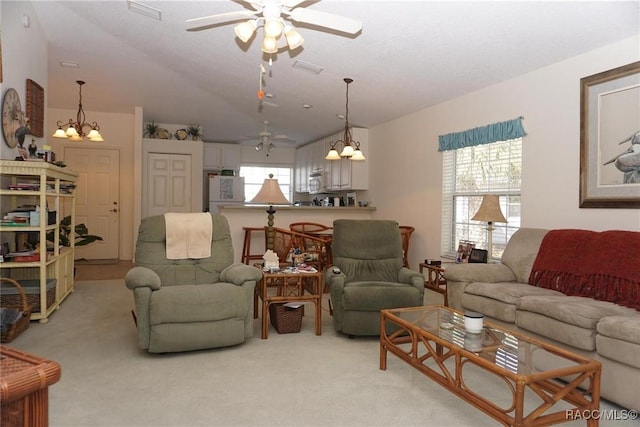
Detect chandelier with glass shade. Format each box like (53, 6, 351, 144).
(52, 80, 104, 142)
(325, 78, 365, 161)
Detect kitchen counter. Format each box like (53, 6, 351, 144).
(219, 204, 376, 263)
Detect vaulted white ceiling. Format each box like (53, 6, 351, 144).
(27, 0, 640, 146)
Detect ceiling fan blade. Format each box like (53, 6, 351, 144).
(282, 0, 306, 8)
(287, 8, 362, 34)
(186, 10, 257, 31)
(271, 134, 290, 140)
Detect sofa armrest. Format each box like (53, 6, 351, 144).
(220, 263, 262, 285)
(444, 263, 517, 311)
(125, 266, 162, 291)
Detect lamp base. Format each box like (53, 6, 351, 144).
(265, 205, 276, 250)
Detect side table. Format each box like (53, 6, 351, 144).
(1, 346, 61, 427)
(254, 267, 323, 339)
(419, 263, 449, 306)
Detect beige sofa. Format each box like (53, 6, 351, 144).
(444, 228, 640, 410)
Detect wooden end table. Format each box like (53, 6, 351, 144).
(254, 267, 323, 339)
(1, 346, 61, 427)
(419, 262, 448, 306)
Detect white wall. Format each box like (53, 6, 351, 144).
(370, 35, 640, 268)
(0, 2, 48, 160)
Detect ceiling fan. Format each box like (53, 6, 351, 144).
(186, 0, 362, 53)
(247, 121, 294, 155)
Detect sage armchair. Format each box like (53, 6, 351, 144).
(326, 220, 425, 336)
(125, 214, 262, 353)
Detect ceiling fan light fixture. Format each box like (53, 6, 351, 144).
(262, 36, 278, 53)
(284, 25, 304, 49)
(234, 20, 257, 43)
(267, 142, 276, 153)
(255, 141, 264, 151)
(263, 18, 282, 38)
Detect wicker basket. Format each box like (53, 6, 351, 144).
(1, 278, 32, 343)
(0, 279, 56, 311)
(269, 303, 303, 334)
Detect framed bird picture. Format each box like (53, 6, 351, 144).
(580, 61, 640, 208)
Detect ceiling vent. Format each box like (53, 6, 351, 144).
(292, 60, 324, 75)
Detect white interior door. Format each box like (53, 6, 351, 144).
(64, 147, 120, 260)
(146, 153, 192, 216)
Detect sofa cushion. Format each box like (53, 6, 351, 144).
(518, 295, 635, 329)
(516, 295, 635, 351)
(596, 316, 640, 369)
(342, 281, 422, 311)
(466, 282, 563, 305)
(597, 315, 640, 344)
(150, 283, 247, 324)
(462, 282, 563, 322)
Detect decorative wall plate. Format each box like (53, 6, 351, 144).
(156, 128, 171, 139)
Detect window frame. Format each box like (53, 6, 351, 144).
(441, 138, 522, 261)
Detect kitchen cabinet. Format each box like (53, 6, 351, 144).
(325, 128, 369, 191)
(0, 160, 77, 323)
(203, 143, 240, 171)
(295, 143, 312, 192)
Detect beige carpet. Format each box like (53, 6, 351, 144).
(7, 280, 633, 427)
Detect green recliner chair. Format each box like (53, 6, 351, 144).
(326, 219, 425, 336)
(125, 213, 262, 353)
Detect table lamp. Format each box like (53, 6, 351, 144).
(471, 195, 507, 263)
(250, 174, 289, 250)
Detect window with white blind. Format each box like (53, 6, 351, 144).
(441, 138, 522, 260)
(240, 166, 293, 202)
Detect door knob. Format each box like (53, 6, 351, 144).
(109, 208, 118, 213)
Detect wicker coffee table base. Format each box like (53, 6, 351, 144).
(380, 307, 602, 427)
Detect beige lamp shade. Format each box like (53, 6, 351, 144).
(471, 195, 507, 223)
(250, 175, 289, 205)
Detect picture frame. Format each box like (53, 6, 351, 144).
(25, 79, 45, 137)
(468, 248, 488, 263)
(579, 61, 640, 208)
(456, 240, 475, 263)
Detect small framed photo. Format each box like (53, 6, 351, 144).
(456, 240, 476, 263)
(468, 248, 488, 263)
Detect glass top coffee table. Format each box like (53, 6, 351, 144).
(380, 305, 602, 426)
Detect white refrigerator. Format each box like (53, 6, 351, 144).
(208, 176, 245, 213)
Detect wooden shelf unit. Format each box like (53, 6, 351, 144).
(0, 160, 77, 323)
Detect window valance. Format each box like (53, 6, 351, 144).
(438, 117, 526, 152)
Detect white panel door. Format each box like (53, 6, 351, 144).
(64, 147, 120, 260)
(146, 153, 192, 216)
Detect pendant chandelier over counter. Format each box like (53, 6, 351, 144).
(326, 78, 365, 161)
(52, 80, 103, 142)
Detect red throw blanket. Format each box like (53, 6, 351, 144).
(529, 229, 640, 310)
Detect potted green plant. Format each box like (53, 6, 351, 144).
(144, 120, 159, 138)
(47, 216, 103, 247)
(186, 124, 202, 141)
